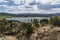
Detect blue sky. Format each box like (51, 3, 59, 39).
(0, 0, 60, 14)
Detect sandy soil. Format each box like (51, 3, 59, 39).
(5, 36, 17, 40)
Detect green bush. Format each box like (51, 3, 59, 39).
(21, 22, 35, 37)
(50, 16, 60, 26)
(40, 19, 49, 24)
(33, 19, 39, 27)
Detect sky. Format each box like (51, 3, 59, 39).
(0, 0, 60, 14)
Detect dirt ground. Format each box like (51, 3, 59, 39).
(5, 36, 17, 40)
(0, 36, 17, 40)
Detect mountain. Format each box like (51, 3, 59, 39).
(0, 13, 60, 17)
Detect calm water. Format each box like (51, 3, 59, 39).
(6, 17, 50, 22)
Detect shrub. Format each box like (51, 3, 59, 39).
(33, 19, 39, 27)
(40, 19, 49, 24)
(50, 16, 60, 26)
(21, 22, 35, 37)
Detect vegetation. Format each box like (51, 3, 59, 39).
(33, 19, 39, 27)
(0, 16, 60, 40)
(40, 19, 49, 26)
(40, 19, 49, 24)
(0, 15, 13, 20)
(50, 16, 60, 26)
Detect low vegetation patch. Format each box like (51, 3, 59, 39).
(0, 16, 60, 40)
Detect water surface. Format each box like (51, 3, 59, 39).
(6, 17, 50, 22)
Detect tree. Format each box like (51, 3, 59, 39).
(33, 19, 39, 27)
(50, 16, 60, 26)
(26, 23, 34, 37)
(40, 19, 49, 24)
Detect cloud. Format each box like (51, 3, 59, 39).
(11, 0, 21, 5)
(0, 0, 4, 2)
(0, 5, 60, 14)
(0, 4, 45, 14)
(50, 8, 60, 13)
(51, 0, 60, 5)
(0, 0, 60, 14)
(0, 0, 7, 2)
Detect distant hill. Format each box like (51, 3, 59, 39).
(0, 13, 60, 17)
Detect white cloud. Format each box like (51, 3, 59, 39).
(0, 4, 60, 14)
(0, 0, 8, 2)
(10, 0, 60, 5)
(50, 8, 60, 13)
(11, 0, 21, 5)
(0, 0, 60, 14)
(0, 4, 44, 14)
(32, 5, 39, 10)
(11, 0, 34, 5)
(0, 0, 4, 2)
(51, 0, 60, 5)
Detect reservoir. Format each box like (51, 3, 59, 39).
(6, 17, 50, 22)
